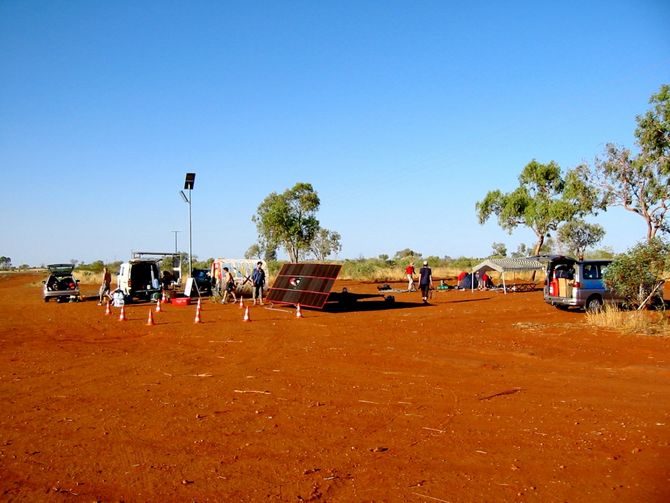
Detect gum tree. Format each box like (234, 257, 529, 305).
(310, 229, 342, 261)
(476, 160, 592, 256)
(557, 220, 605, 259)
(578, 85, 670, 240)
(490, 242, 507, 257)
(253, 182, 339, 263)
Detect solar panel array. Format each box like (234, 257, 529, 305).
(266, 263, 342, 309)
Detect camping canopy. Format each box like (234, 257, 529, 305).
(471, 258, 545, 293)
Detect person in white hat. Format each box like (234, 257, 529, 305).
(418, 260, 432, 304)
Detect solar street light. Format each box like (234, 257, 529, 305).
(180, 173, 196, 277)
(184, 172, 195, 190)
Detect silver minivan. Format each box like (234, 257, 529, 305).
(543, 256, 619, 312)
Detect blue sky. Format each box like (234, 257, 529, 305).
(1, 1, 668, 266)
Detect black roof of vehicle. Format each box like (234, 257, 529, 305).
(532, 255, 612, 264)
(47, 264, 75, 275)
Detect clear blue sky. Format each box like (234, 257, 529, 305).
(1, 1, 668, 266)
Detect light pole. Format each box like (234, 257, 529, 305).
(171, 230, 181, 280)
(179, 173, 195, 278)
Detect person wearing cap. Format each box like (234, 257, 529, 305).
(419, 260, 433, 304)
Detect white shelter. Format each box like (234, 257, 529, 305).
(471, 258, 545, 294)
(211, 258, 267, 295)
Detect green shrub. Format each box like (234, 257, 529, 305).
(604, 238, 670, 308)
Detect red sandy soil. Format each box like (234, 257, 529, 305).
(1, 272, 669, 502)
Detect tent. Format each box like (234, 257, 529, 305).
(471, 258, 545, 294)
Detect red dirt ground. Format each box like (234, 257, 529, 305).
(1, 272, 669, 502)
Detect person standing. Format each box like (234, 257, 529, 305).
(98, 267, 112, 305)
(252, 261, 266, 305)
(160, 270, 174, 301)
(457, 270, 468, 288)
(419, 260, 433, 304)
(405, 262, 416, 292)
(221, 267, 238, 304)
(479, 272, 490, 290)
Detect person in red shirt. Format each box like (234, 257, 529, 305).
(480, 272, 490, 290)
(457, 271, 467, 288)
(405, 262, 416, 291)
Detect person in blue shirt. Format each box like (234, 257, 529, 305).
(252, 261, 266, 305)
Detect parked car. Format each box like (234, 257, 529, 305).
(43, 264, 80, 302)
(116, 259, 161, 302)
(543, 256, 620, 312)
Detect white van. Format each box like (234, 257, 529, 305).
(117, 259, 161, 302)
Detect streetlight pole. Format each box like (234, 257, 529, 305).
(171, 230, 181, 280)
(171, 230, 180, 255)
(187, 187, 192, 277)
(180, 173, 196, 278)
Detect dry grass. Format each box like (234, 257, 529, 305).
(339, 266, 540, 283)
(340, 266, 464, 282)
(77, 270, 102, 284)
(586, 305, 670, 337)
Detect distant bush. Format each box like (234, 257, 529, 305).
(76, 260, 105, 273)
(584, 247, 615, 259)
(449, 256, 480, 271)
(341, 258, 393, 281)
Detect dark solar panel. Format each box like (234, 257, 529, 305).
(266, 263, 342, 309)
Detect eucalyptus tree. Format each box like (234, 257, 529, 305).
(557, 220, 605, 259)
(577, 85, 670, 241)
(252, 182, 338, 263)
(310, 229, 342, 260)
(476, 160, 592, 256)
(490, 242, 507, 257)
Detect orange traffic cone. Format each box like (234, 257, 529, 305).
(194, 305, 202, 324)
(146, 309, 155, 326)
(239, 296, 244, 308)
(243, 306, 250, 322)
(296, 304, 303, 318)
(119, 305, 126, 321)
(156, 298, 161, 313)
(105, 301, 111, 315)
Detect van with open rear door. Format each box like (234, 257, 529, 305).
(543, 256, 619, 312)
(116, 259, 161, 302)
